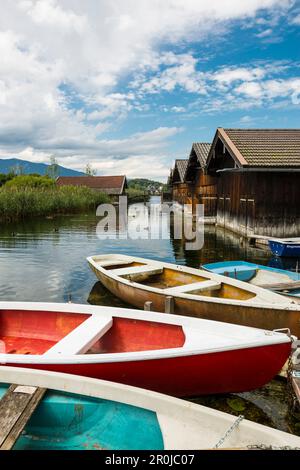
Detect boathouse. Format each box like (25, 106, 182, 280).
(171, 159, 189, 205)
(206, 128, 300, 237)
(56, 175, 127, 198)
(184, 143, 213, 217)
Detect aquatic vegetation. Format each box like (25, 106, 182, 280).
(226, 398, 246, 412)
(0, 185, 110, 221)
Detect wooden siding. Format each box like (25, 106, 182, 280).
(216, 172, 300, 237)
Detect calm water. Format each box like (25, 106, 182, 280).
(0, 197, 299, 436)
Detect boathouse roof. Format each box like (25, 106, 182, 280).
(207, 128, 300, 169)
(56, 175, 127, 195)
(173, 159, 189, 183)
(191, 143, 212, 168)
(184, 143, 211, 182)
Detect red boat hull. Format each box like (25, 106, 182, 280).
(3, 342, 290, 396)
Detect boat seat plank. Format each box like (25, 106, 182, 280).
(164, 280, 221, 295)
(111, 265, 163, 278)
(0, 384, 46, 450)
(45, 315, 113, 355)
(95, 260, 130, 268)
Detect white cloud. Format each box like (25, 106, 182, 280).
(291, 13, 300, 25)
(235, 77, 300, 100)
(90, 155, 171, 180)
(235, 81, 263, 98)
(212, 66, 266, 85)
(171, 106, 186, 113)
(19, 0, 87, 33)
(255, 28, 273, 37)
(0, 0, 295, 178)
(136, 54, 206, 95)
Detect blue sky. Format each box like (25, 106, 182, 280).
(0, 0, 299, 180)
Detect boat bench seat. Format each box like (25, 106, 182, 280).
(164, 280, 222, 295)
(95, 259, 130, 268)
(111, 265, 163, 279)
(45, 315, 113, 355)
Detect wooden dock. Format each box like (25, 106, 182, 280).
(0, 384, 46, 450)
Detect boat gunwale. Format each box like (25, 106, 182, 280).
(0, 301, 291, 365)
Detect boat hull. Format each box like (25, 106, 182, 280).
(3, 342, 290, 397)
(90, 264, 300, 337)
(202, 261, 300, 304)
(269, 240, 300, 257)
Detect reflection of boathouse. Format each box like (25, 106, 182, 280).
(168, 128, 300, 237)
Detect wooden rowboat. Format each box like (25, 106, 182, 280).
(202, 261, 300, 304)
(0, 302, 292, 396)
(1, 367, 300, 450)
(87, 254, 300, 337)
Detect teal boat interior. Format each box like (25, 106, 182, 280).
(202, 260, 300, 298)
(0, 384, 164, 450)
(202, 260, 300, 282)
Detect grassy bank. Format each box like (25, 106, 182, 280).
(0, 185, 110, 222)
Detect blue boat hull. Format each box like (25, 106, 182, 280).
(202, 261, 261, 282)
(0, 384, 164, 450)
(268, 240, 300, 258)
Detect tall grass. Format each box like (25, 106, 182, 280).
(0, 185, 110, 222)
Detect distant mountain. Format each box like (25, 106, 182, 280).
(0, 158, 85, 177)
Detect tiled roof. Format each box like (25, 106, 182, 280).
(223, 129, 300, 167)
(191, 143, 211, 167)
(175, 159, 188, 182)
(56, 175, 126, 194)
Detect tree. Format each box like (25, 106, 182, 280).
(85, 163, 96, 176)
(47, 156, 59, 179)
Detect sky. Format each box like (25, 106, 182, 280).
(0, 0, 299, 181)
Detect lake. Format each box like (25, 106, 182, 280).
(0, 196, 299, 436)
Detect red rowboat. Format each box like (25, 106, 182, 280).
(0, 302, 292, 396)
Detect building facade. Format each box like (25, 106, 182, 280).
(169, 129, 300, 237)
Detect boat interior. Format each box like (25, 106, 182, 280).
(0, 309, 185, 356)
(0, 383, 164, 450)
(99, 259, 256, 300)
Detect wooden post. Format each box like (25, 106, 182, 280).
(144, 301, 153, 311)
(165, 296, 174, 314)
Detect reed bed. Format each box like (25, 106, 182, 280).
(0, 185, 110, 221)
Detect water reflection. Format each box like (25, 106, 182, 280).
(87, 282, 130, 308)
(0, 198, 300, 435)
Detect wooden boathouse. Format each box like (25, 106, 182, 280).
(184, 143, 214, 219)
(206, 128, 300, 237)
(168, 129, 300, 237)
(170, 159, 189, 205)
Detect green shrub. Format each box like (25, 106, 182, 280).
(126, 188, 147, 203)
(0, 173, 15, 187)
(4, 175, 55, 189)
